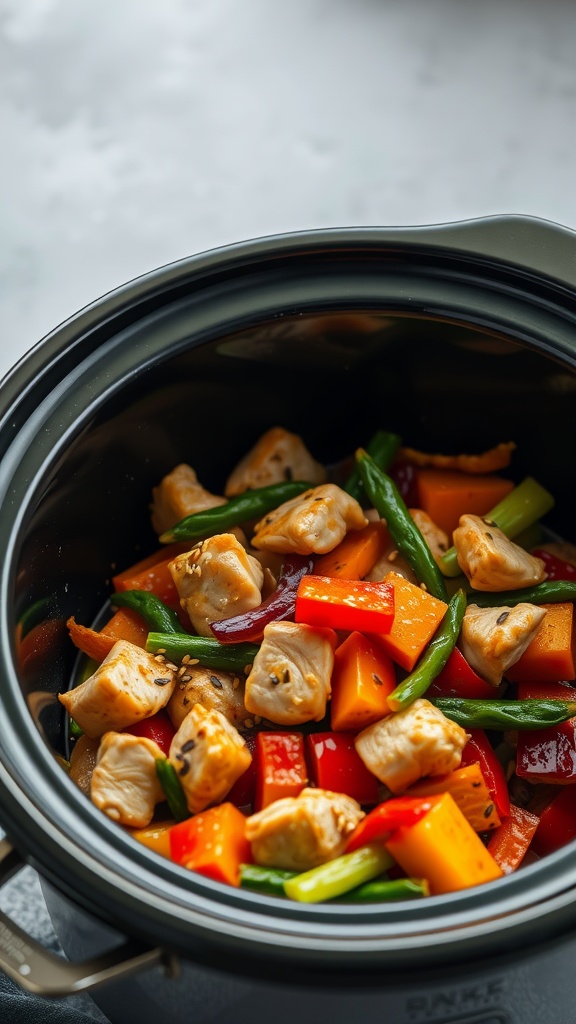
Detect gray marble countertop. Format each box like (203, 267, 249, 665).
(2, 1, 576, 1020)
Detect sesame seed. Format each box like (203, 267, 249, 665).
(244, 718, 254, 729)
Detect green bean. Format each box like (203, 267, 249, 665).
(240, 864, 297, 896)
(344, 430, 401, 504)
(439, 477, 555, 578)
(111, 589, 181, 634)
(431, 697, 576, 731)
(388, 590, 466, 711)
(159, 481, 313, 543)
(338, 877, 429, 902)
(69, 718, 83, 739)
(283, 843, 395, 903)
(155, 758, 189, 822)
(355, 449, 448, 601)
(146, 632, 260, 671)
(469, 580, 576, 609)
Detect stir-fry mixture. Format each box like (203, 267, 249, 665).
(60, 427, 576, 904)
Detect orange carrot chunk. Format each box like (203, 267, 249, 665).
(415, 469, 514, 537)
(67, 607, 149, 662)
(374, 571, 448, 672)
(403, 763, 501, 833)
(506, 603, 575, 683)
(313, 522, 390, 581)
(330, 631, 397, 731)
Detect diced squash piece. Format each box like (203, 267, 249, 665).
(130, 821, 175, 859)
(330, 631, 397, 731)
(67, 608, 149, 662)
(403, 763, 501, 833)
(385, 792, 503, 895)
(506, 603, 576, 683)
(416, 469, 514, 537)
(313, 522, 390, 581)
(375, 572, 448, 672)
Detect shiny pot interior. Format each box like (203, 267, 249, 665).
(1, 221, 576, 996)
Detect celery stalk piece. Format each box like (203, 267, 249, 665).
(283, 843, 394, 904)
(439, 477, 555, 578)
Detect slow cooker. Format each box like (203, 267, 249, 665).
(0, 216, 575, 1024)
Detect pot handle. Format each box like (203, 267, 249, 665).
(398, 214, 576, 291)
(0, 837, 175, 997)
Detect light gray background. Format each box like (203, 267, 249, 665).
(1, 0, 576, 1019)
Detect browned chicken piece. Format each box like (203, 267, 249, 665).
(169, 533, 264, 637)
(151, 463, 226, 535)
(354, 699, 469, 794)
(409, 508, 450, 566)
(69, 735, 100, 797)
(224, 426, 327, 497)
(167, 666, 248, 732)
(169, 703, 252, 815)
(398, 441, 516, 474)
(58, 640, 176, 739)
(246, 788, 364, 872)
(244, 621, 334, 726)
(453, 515, 547, 592)
(251, 483, 368, 556)
(91, 732, 165, 828)
(460, 603, 547, 687)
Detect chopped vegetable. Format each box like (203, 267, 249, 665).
(111, 590, 182, 635)
(403, 763, 501, 832)
(532, 549, 576, 581)
(254, 731, 308, 810)
(160, 481, 313, 543)
(294, 575, 395, 634)
(439, 476, 555, 577)
(384, 792, 503, 895)
(415, 469, 515, 538)
(130, 820, 175, 858)
(240, 863, 297, 896)
(344, 430, 401, 503)
(432, 697, 576, 731)
(460, 729, 510, 819)
(531, 787, 576, 857)
(124, 710, 176, 758)
(209, 554, 314, 644)
(345, 796, 442, 853)
(504, 603, 575, 683)
(155, 758, 189, 822)
(169, 802, 251, 886)
(373, 572, 448, 672)
(338, 877, 429, 902)
(67, 609, 149, 662)
(355, 449, 448, 601)
(471, 581, 576, 608)
(486, 803, 540, 874)
(516, 719, 576, 783)
(399, 441, 516, 475)
(428, 647, 496, 700)
(146, 632, 260, 671)
(387, 589, 465, 711)
(312, 521, 390, 581)
(330, 631, 396, 731)
(283, 842, 394, 903)
(305, 731, 380, 805)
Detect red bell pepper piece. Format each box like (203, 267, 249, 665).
(532, 549, 576, 582)
(460, 729, 510, 819)
(531, 787, 576, 857)
(254, 731, 308, 810)
(123, 710, 176, 757)
(345, 795, 443, 853)
(210, 554, 314, 644)
(305, 732, 380, 806)
(226, 733, 257, 810)
(169, 802, 251, 886)
(389, 458, 419, 507)
(428, 647, 495, 700)
(486, 803, 540, 874)
(516, 718, 576, 784)
(518, 681, 576, 702)
(295, 575, 394, 634)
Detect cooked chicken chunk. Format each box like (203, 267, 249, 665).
(169, 533, 264, 637)
(453, 515, 547, 591)
(167, 666, 248, 732)
(151, 463, 226, 535)
(169, 703, 252, 814)
(91, 732, 165, 828)
(460, 603, 547, 687)
(244, 621, 334, 726)
(355, 699, 469, 794)
(224, 426, 327, 497)
(246, 788, 364, 871)
(251, 483, 368, 556)
(58, 640, 176, 739)
(409, 508, 450, 566)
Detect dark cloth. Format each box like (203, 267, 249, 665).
(0, 972, 109, 1024)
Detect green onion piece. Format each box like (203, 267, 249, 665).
(283, 843, 394, 904)
(240, 864, 297, 896)
(439, 477, 555, 577)
(387, 590, 466, 711)
(344, 430, 401, 503)
(155, 758, 189, 822)
(431, 697, 576, 731)
(339, 876, 429, 902)
(146, 632, 260, 671)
